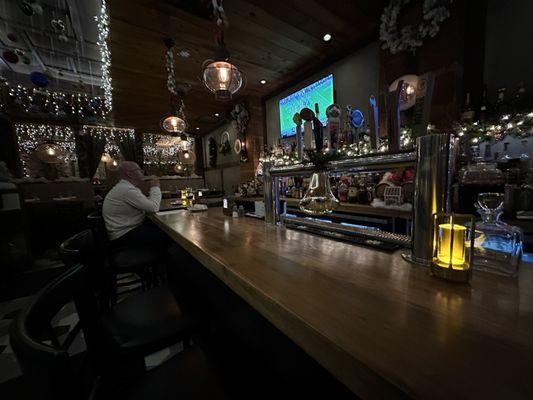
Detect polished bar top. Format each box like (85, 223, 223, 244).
(151, 208, 533, 399)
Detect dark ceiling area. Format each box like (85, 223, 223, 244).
(109, 0, 386, 135)
(0, 0, 103, 92)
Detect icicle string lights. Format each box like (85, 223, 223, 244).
(96, 0, 113, 112)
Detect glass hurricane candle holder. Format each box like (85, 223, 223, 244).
(431, 212, 475, 283)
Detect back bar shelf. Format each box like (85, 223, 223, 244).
(264, 151, 417, 249)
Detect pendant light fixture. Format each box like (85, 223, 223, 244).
(202, 0, 244, 100)
(161, 37, 187, 135)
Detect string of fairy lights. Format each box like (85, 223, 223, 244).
(7, 85, 108, 117)
(260, 129, 414, 167)
(15, 123, 76, 176)
(454, 111, 533, 144)
(262, 109, 533, 168)
(143, 134, 194, 166)
(96, 0, 113, 112)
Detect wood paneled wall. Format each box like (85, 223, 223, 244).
(240, 97, 264, 182)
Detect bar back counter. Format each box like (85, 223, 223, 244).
(151, 208, 533, 399)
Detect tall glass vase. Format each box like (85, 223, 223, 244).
(299, 171, 339, 215)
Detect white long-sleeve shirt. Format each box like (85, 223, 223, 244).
(102, 179, 162, 240)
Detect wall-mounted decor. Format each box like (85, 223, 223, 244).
(389, 75, 419, 111)
(380, 0, 453, 54)
(233, 138, 242, 155)
(208, 137, 218, 167)
(219, 131, 231, 155)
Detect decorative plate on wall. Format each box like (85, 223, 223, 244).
(234, 138, 242, 154)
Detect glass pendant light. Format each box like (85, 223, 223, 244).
(161, 37, 188, 134)
(161, 99, 187, 134)
(202, 2, 243, 100)
(35, 142, 66, 164)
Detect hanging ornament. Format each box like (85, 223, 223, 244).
(2, 50, 19, 64)
(202, 1, 244, 100)
(51, 19, 66, 32)
(30, 72, 50, 88)
(160, 37, 188, 134)
(31, 2, 43, 15)
(6, 32, 18, 43)
(19, 1, 35, 16)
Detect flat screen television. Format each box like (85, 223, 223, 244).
(279, 74, 334, 138)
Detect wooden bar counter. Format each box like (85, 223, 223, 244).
(151, 208, 533, 399)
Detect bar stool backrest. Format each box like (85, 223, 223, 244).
(59, 230, 112, 310)
(9, 264, 102, 400)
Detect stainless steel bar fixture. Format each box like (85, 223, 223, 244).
(403, 134, 455, 265)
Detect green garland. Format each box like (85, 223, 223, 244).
(454, 111, 533, 145)
(305, 149, 341, 172)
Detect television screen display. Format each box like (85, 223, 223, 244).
(279, 74, 334, 138)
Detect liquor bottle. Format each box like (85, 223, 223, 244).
(495, 87, 510, 117)
(338, 179, 348, 203)
(460, 92, 475, 122)
(512, 82, 527, 113)
(348, 177, 358, 203)
(479, 84, 492, 122)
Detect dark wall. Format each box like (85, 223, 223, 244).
(0, 115, 22, 177)
(483, 0, 533, 103)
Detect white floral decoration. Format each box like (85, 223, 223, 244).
(380, 0, 453, 54)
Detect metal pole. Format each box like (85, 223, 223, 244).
(403, 134, 454, 266)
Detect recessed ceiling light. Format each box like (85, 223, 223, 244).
(323, 33, 332, 42)
(195, 127, 200, 130)
(260, 79, 267, 85)
(214, 113, 220, 117)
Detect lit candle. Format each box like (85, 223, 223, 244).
(436, 223, 466, 269)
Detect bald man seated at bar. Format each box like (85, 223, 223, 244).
(102, 161, 169, 250)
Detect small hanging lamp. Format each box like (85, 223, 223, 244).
(202, 0, 243, 100)
(161, 37, 187, 134)
(35, 141, 66, 164)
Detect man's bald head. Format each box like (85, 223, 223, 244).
(118, 161, 144, 186)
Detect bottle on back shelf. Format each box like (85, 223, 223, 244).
(348, 177, 358, 203)
(512, 82, 527, 113)
(479, 84, 492, 122)
(495, 87, 510, 117)
(460, 92, 475, 122)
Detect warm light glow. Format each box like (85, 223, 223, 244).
(323, 33, 332, 42)
(436, 223, 467, 268)
(101, 153, 111, 163)
(260, 79, 267, 85)
(112, 160, 118, 167)
(405, 84, 415, 95)
(162, 114, 186, 133)
(183, 151, 190, 159)
(217, 63, 230, 85)
(46, 146, 56, 156)
(202, 60, 243, 99)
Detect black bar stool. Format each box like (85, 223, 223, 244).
(87, 211, 162, 301)
(9, 263, 228, 400)
(59, 230, 195, 360)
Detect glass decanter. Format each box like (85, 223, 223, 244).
(473, 193, 523, 277)
(299, 171, 339, 215)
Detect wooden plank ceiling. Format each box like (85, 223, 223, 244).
(109, 0, 385, 135)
